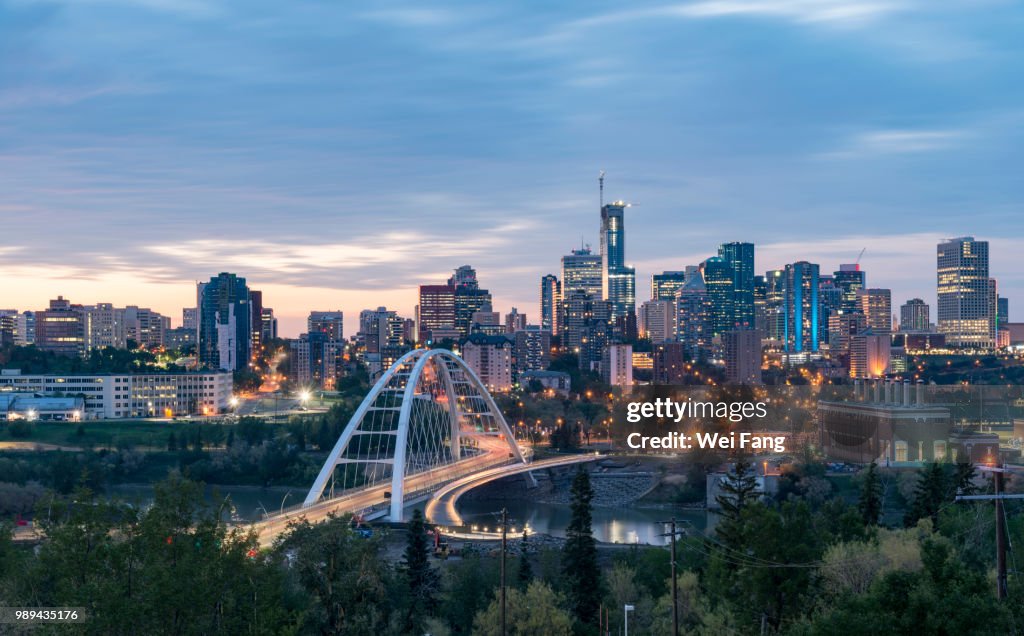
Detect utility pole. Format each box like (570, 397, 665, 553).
(657, 518, 683, 636)
(955, 465, 1024, 600)
(500, 507, 508, 636)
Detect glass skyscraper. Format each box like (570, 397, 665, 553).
(937, 237, 993, 349)
(718, 242, 755, 329)
(652, 271, 687, 302)
(783, 262, 819, 354)
(600, 202, 636, 321)
(834, 264, 866, 314)
(701, 256, 735, 338)
(197, 272, 251, 371)
(539, 274, 561, 335)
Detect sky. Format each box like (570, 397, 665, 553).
(1, 0, 1023, 337)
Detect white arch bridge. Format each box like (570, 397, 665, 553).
(302, 348, 529, 522)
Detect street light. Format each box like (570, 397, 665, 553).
(624, 604, 635, 636)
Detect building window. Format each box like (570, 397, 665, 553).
(895, 441, 908, 463)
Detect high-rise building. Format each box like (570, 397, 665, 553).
(562, 248, 603, 298)
(15, 311, 35, 346)
(505, 308, 527, 333)
(446, 266, 492, 338)
(675, 267, 712, 360)
(123, 306, 168, 348)
(249, 290, 264, 355)
(718, 242, 755, 329)
(763, 269, 786, 343)
(858, 288, 892, 337)
(817, 275, 842, 348)
(460, 333, 513, 392)
(182, 307, 198, 331)
(850, 331, 890, 378)
(289, 331, 345, 389)
(937, 237, 993, 349)
(470, 311, 504, 337)
(652, 342, 689, 384)
(783, 262, 820, 354)
(828, 312, 867, 358)
(260, 308, 277, 343)
(997, 297, 1009, 328)
(724, 329, 761, 385)
(197, 273, 251, 371)
(417, 284, 456, 343)
(309, 311, 344, 341)
(35, 297, 86, 358)
(358, 307, 403, 354)
(600, 202, 636, 321)
(834, 264, 866, 314)
(83, 303, 124, 350)
(601, 343, 633, 387)
(900, 299, 930, 333)
(638, 299, 675, 343)
(539, 274, 561, 335)
(652, 271, 687, 302)
(513, 326, 551, 375)
(701, 256, 734, 338)
(0, 311, 15, 347)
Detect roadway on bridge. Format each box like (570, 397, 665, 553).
(424, 453, 601, 527)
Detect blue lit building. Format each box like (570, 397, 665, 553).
(783, 261, 820, 354)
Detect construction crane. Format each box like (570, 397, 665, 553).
(855, 248, 866, 265)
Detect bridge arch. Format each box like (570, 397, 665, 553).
(304, 348, 527, 520)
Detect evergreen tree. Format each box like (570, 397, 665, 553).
(715, 456, 761, 549)
(905, 461, 947, 528)
(402, 508, 439, 633)
(562, 467, 601, 628)
(952, 461, 978, 497)
(858, 461, 883, 526)
(517, 529, 533, 588)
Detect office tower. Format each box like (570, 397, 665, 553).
(600, 202, 637, 321)
(937, 237, 993, 349)
(563, 290, 611, 369)
(441, 266, 493, 338)
(829, 312, 867, 357)
(900, 299, 930, 332)
(15, 311, 35, 345)
(0, 311, 15, 346)
(764, 269, 786, 343)
(249, 290, 264, 354)
(448, 265, 478, 289)
(857, 288, 892, 337)
(834, 264, 866, 314)
(850, 331, 891, 378)
(783, 262, 820, 354)
(182, 307, 199, 331)
(539, 274, 561, 335)
(718, 242, 755, 329)
(505, 308, 527, 333)
(123, 306, 168, 348)
(82, 303, 124, 350)
(638, 299, 675, 343)
(417, 285, 456, 342)
(701, 256, 734, 338)
(470, 311, 503, 336)
(35, 297, 86, 358)
(753, 275, 767, 335)
(513, 326, 551, 375)
(675, 268, 712, 360)
(289, 331, 345, 389)
(989, 278, 999, 345)
(260, 308, 277, 342)
(562, 248, 603, 298)
(818, 275, 842, 347)
(724, 329, 762, 385)
(652, 271, 687, 302)
(197, 273, 251, 372)
(997, 297, 1009, 328)
(461, 334, 513, 392)
(601, 343, 633, 387)
(309, 311, 344, 341)
(402, 318, 416, 344)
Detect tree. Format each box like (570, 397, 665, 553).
(517, 530, 533, 588)
(473, 581, 573, 636)
(952, 461, 978, 497)
(403, 508, 439, 633)
(562, 467, 601, 628)
(905, 462, 947, 528)
(858, 461, 883, 526)
(715, 456, 761, 550)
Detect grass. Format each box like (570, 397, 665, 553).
(0, 419, 188, 450)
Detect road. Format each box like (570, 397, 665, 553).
(424, 453, 601, 527)
(248, 433, 529, 546)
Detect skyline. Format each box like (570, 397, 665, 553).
(3, 0, 1023, 335)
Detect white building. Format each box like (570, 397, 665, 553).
(0, 369, 231, 419)
(724, 329, 762, 385)
(602, 343, 633, 388)
(460, 334, 513, 392)
(639, 299, 675, 343)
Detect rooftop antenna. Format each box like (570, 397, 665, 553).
(599, 170, 605, 209)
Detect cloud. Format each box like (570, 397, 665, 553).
(819, 128, 967, 159)
(359, 8, 460, 27)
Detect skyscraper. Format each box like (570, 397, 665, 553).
(937, 237, 993, 349)
(783, 262, 819, 354)
(638, 299, 675, 343)
(997, 296, 1009, 328)
(701, 256, 734, 338)
(857, 288, 892, 337)
(818, 275, 842, 347)
(675, 266, 712, 360)
(718, 242, 755, 329)
(539, 274, 561, 335)
(763, 269, 786, 343)
(308, 311, 344, 341)
(600, 202, 636, 321)
(652, 271, 687, 302)
(197, 273, 250, 371)
(724, 329, 761, 385)
(900, 299, 930, 332)
(561, 247, 603, 297)
(834, 264, 866, 314)
(35, 296, 86, 358)
(417, 284, 456, 343)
